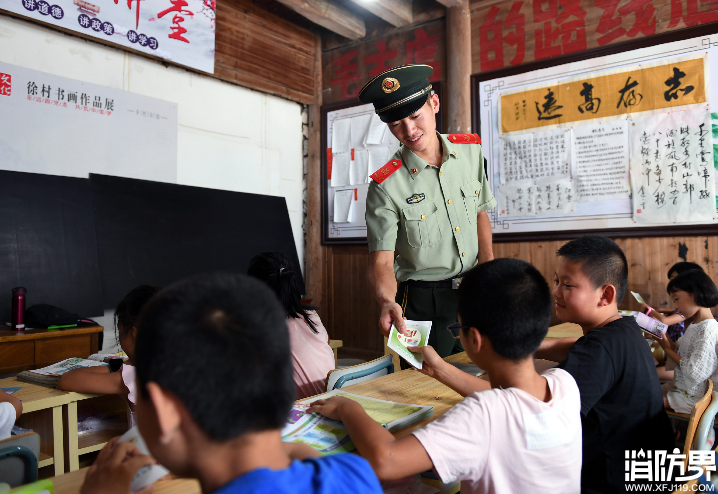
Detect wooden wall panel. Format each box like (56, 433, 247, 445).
(215, 0, 316, 104)
(468, 0, 718, 75)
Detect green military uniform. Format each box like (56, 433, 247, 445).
(366, 133, 497, 357)
(359, 63, 497, 358)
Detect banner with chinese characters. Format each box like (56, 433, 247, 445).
(500, 54, 707, 134)
(0, 0, 215, 73)
(0, 61, 178, 182)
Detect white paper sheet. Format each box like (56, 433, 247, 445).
(333, 189, 354, 223)
(351, 114, 372, 149)
(629, 108, 716, 224)
(499, 134, 533, 184)
(533, 129, 571, 183)
(330, 151, 351, 187)
(534, 179, 575, 215)
(497, 179, 575, 217)
(332, 118, 352, 153)
(350, 149, 369, 185)
(365, 113, 387, 146)
(571, 121, 631, 202)
(497, 183, 535, 217)
(369, 148, 389, 174)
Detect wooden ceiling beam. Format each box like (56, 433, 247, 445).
(434, 0, 463, 7)
(346, 0, 412, 28)
(273, 0, 366, 40)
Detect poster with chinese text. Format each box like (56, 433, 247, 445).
(0, 0, 214, 73)
(0, 61, 178, 182)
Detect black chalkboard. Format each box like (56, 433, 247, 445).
(0, 170, 104, 324)
(90, 174, 305, 308)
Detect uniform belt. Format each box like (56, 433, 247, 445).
(404, 277, 464, 290)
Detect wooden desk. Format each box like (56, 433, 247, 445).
(0, 376, 125, 475)
(0, 377, 86, 475)
(50, 468, 201, 494)
(0, 325, 104, 375)
(545, 322, 583, 339)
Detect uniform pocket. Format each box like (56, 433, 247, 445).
(402, 201, 442, 248)
(461, 181, 483, 225)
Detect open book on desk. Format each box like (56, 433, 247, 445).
(281, 404, 355, 456)
(298, 390, 433, 433)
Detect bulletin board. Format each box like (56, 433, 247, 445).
(321, 83, 443, 245)
(474, 28, 718, 242)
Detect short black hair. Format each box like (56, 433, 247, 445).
(667, 270, 718, 308)
(667, 262, 704, 279)
(115, 285, 161, 343)
(457, 258, 552, 360)
(557, 235, 628, 305)
(134, 273, 294, 441)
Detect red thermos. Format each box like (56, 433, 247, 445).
(11, 287, 26, 330)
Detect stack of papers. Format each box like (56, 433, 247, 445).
(17, 358, 107, 388)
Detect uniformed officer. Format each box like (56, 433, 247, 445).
(360, 64, 497, 358)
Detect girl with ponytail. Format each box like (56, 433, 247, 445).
(248, 252, 335, 398)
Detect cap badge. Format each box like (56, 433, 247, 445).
(381, 77, 400, 94)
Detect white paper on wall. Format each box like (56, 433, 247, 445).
(332, 118, 351, 153)
(571, 121, 631, 202)
(629, 108, 716, 224)
(330, 151, 351, 187)
(333, 189, 354, 223)
(351, 149, 369, 185)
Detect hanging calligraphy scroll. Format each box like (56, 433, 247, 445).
(499, 54, 707, 134)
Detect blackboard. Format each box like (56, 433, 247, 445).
(90, 174, 304, 307)
(0, 170, 104, 323)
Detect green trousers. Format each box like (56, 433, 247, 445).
(395, 282, 464, 361)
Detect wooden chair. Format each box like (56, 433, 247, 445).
(673, 380, 714, 464)
(0, 431, 40, 487)
(325, 354, 394, 392)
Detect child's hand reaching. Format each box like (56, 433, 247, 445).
(80, 437, 157, 494)
(308, 396, 359, 421)
(406, 345, 447, 379)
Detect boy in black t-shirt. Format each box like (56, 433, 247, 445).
(536, 235, 674, 493)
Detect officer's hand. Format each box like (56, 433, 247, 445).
(408, 345, 446, 379)
(379, 302, 407, 336)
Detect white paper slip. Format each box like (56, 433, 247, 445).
(333, 189, 354, 223)
(387, 320, 432, 369)
(118, 426, 170, 493)
(365, 113, 387, 146)
(332, 118, 351, 153)
(631, 291, 646, 304)
(351, 114, 372, 149)
(330, 151, 351, 187)
(369, 148, 389, 175)
(350, 149, 369, 185)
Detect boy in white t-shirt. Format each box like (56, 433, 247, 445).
(309, 258, 582, 494)
(0, 389, 22, 440)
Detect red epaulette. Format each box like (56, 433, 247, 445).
(448, 133, 481, 144)
(370, 159, 402, 184)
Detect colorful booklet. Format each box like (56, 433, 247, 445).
(619, 310, 668, 338)
(299, 390, 433, 433)
(17, 357, 107, 388)
(387, 319, 432, 369)
(281, 404, 355, 456)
